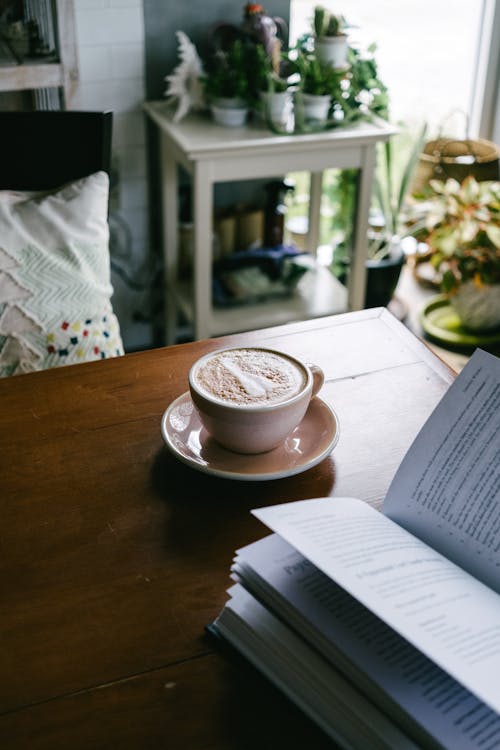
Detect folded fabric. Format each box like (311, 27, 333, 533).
(213, 245, 313, 306)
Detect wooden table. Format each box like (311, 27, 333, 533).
(143, 102, 395, 343)
(0, 309, 454, 749)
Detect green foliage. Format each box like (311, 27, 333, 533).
(313, 6, 326, 36)
(247, 43, 290, 98)
(201, 39, 252, 102)
(294, 49, 341, 96)
(373, 122, 429, 238)
(338, 45, 389, 123)
(411, 176, 500, 291)
(203, 38, 291, 107)
(290, 39, 389, 125)
(326, 168, 358, 280)
(327, 123, 429, 277)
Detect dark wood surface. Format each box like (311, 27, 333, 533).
(0, 309, 455, 749)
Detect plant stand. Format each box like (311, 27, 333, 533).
(143, 101, 395, 343)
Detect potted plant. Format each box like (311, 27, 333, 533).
(259, 72, 293, 128)
(364, 127, 427, 307)
(330, 124, 429, 308)
(291, 38, 388, 131)
(411, 175, 500, 331)
(201, 39, 251, 126)
(294, 49, 340, 126)
(249, 43, 293, 128)
(312, 5, 349, 69)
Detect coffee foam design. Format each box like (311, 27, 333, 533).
(195, 349, 306, 405)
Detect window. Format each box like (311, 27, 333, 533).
(289, 0, 494, 138)
(284, 0, 499, 254)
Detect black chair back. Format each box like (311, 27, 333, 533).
(0, 110, 112, 190)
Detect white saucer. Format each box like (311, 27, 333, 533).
(160, 391, 340, 481)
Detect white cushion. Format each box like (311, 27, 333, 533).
(0, 171, 124, 377)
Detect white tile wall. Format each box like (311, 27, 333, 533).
(73, 0, 152, 351)
(75, 7, 144, 45)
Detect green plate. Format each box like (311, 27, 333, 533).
(421, 295, 500, 347)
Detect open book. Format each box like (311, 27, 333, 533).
(210, 349, 500, 750)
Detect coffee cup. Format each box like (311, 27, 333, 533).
(188, 346, 324, 454)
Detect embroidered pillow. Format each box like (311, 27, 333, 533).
(0, 171, 124, 377)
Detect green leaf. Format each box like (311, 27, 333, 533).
(313, 6, 326, 36)
(440, 269, 457, 293)
(485, 223, 500, 249)
(394, 122, 428, 221)
(429, 179, 446, 194)
(461, 175, 480, 203)
(460, 218, 479, 244)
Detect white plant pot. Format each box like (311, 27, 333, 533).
(450, 281, 500, 332)
(301, 93, 331, 125)
(211, 103, 248, 127)
(314, 34, 349, 68)
(259, 90, 293, 127)
(213, 96, 247, 109)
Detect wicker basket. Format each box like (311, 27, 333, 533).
(411, 137, 500, 194)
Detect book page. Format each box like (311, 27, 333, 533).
(253, 496, 500, 714)
(233, 533, 500, 750)
(215, 583, 420, 750)
(383, 348, 500, 593)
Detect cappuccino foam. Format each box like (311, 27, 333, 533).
(194, 348, 307, 406)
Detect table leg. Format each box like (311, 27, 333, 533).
(192, 162, 213, 341)
(160, 134, 179, 345)
(348, 145, 376, 311)
(308, 171, 323, 257)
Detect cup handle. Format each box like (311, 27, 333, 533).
(307, 363, 324, 398)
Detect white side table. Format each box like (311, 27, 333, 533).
(144, 101, 395, 343)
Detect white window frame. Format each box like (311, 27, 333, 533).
(470, 0, 500, 141)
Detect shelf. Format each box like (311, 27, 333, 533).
(0, 61, 64, 92)
(176, 265, 348, 337)
(0, 1, 78, 103)
(145, 104, 393, 342)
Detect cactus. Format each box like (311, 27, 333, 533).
(326, 14, 341, 36)
(313, 6, 326, 36)
(313, 6, 345, 37)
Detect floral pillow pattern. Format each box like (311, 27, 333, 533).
(0, 171, 124, 377)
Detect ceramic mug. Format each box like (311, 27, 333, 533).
(188, 346, 324, 454)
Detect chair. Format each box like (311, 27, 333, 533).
(0, 109, 124, 377)
(0, 110, 112, 190)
